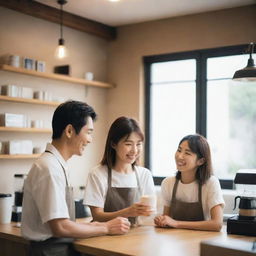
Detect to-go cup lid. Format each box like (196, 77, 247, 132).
(0, 193, 12, 198)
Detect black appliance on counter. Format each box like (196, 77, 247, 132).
(75, 186, 90, 218)
(227, 169, 256, 236)
(12, 174, 26, 222)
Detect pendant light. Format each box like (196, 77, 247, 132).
(55, 0, 68, 59)
(233, 42, 256, 81)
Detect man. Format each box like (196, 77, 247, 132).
(21, 100, 130, 256)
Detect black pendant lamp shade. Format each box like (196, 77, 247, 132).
(233, 42, 256, 81)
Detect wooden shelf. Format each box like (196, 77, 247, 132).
(0, 154, 40, 159)
(0, 127, 52, 133)
(0, 95, 60, 106)
(0, 64, 114, 89)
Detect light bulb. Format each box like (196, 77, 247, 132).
(55, 39, 68, 59)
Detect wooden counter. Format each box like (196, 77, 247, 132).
(0, 222, 28, 256)
(0, 221, 255, 256)
(74, 224, 256, 256)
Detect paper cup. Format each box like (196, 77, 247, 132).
(140, 194, 157, 212)
(0, 194, 12, 224)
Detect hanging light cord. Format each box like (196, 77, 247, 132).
(57, 0, 67, 42)
(246, 42, 255, 67)
(248, 42, 255, 60)
(60, 2, 63, 40)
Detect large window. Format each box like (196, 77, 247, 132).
(144, 45, 256, 187)
(150, 59, 196, 177)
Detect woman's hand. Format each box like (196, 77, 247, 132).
(154, 215, 178, 228)
(126, 203, 152, 217)
(89, 204, 153, 222)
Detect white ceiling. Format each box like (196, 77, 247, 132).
(35, 0, 255, 26)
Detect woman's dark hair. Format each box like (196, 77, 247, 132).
(52, 100, 97, 139)
(176, 134, 213, 184)
(100, 116, 144, 170)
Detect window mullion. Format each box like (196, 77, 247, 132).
(144, 60, 151, 170)
(196, 54, 207, 137)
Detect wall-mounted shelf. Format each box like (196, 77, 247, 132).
(0, 64, 114, 89)
(0, 127, 52, 133)
(0, 95, 60, 106)
(0, 154, 40, 159)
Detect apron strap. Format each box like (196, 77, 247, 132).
(171, 178, 179, 203)
(172, 178, 202, 203)
(134, 166, 142, 194)
(45, 150, 75, 221)
(45, 150, 68, 186)
(107, 167, 112, 188)
(107, 166, 141, 193)
(198, 182, 202, 203)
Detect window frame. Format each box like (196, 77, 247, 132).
(144, 44, 248, 188)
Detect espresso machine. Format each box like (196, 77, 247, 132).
(227, 169, 256, 236)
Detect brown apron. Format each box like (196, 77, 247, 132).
(104, 167, 142, 225)
(170, 178, 204, 221)
(29, 150, 78, 256)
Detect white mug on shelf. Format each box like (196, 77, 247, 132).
(84, 72, 94, 81)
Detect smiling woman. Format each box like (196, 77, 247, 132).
(154, 134, 225, 232)
(84, 116, 156, 225)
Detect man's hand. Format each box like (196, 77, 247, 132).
(105, 217, 131, 235)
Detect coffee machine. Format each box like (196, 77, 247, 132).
(227, 169, 256, 236)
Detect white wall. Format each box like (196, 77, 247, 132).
(107, 5, 256, 130)
(0, 7, 110, 197)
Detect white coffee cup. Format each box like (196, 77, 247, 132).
(0, 194, 12, 224)
(140, 194, 157, 212)
(85, 72, 94, 81)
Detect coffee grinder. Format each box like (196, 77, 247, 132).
(227, 169, 256, 236)
(12, 174, 26, 222)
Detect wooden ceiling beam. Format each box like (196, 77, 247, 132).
(0, 0, 116, 40)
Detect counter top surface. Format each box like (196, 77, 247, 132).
(74, 224, 255, 256)
(0, 220, 255, 256)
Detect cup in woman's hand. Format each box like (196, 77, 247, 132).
(140, 195, 157, 213)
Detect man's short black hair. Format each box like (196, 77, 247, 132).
(52, 100, 97, 139)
